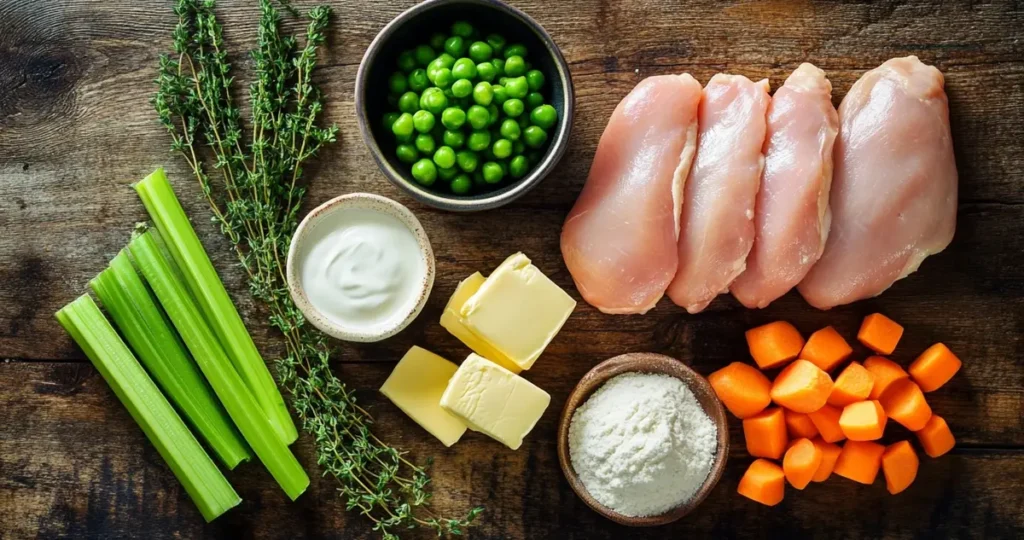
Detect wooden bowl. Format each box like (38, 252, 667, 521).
(556, 353, 730, 527)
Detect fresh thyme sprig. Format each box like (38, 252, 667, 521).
(152, 1, 483, 537)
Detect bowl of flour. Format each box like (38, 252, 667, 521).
(557, 352, 729, 526)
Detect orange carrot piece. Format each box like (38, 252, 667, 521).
(811, 438, 843, 482)
(828, 361, 876, 407)
(864, 356, 910, 400)
(742, 407, 789, 460)
(839, 400, 888, 441)
(909, 343, 962, 392)
(916, 414, 955, 458)
(709, 362, 772, 419)
(800, 326, 853, 372)
(807, 404, 846, 443)
(783, 438, 822, 490)
(770, 359, 834, 413)
(857, 313, 904, 355)
(882, 441, 919, 495)
(879, 379, 932, 431)
(784, 410, 819, 439)
(833, 440, 885, 485)
(738, 459, 786, 507)
(746, 321, 805, 369)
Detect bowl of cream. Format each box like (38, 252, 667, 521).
(286, 193, 435, 342)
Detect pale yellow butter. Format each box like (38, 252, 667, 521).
(380, 346, 467, 447)
(440, 272, 522, 373)
(440, 354, 550, 450)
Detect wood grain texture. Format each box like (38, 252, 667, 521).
(1, 0, 1023, 538)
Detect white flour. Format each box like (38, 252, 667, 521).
(568, 372, 717, 517)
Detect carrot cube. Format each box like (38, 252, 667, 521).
(738, 459, 786, 506)
(742, 407, 789, 460)
(709, 362, 772, 419)
(839, 400, 888, 441)
(881, 441, 919, 495)
(811, 438, 843, 482)
(784, 410, 819, 439)
(746, 321, 805, 369)
(833, 440, 885, 485)
(828, 361, 876, 407)
(807, 404, 846, 443)
(909, 343, 962, 392)
(800, 326, 853, 372)
(857, 313, 904, 355)
(783, 438, 822, 490)
(864, 356, 909, 400)
(770, 359, 834, 413)
(916, 414, 955, 458)
(879, 379, 932, 431)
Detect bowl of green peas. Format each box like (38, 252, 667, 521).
(356, 0, 573, 211)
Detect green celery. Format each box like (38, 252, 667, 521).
(128, 230, 309, 500)
(134, 168, 297, 445)
(90, 251, 252, 469)
(55, 295, 241, 522)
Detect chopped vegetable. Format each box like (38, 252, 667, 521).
(738, 459, 786, 506)
(784, 410, 819, 439)
(90, 252, 251, 469)
(770, 359, 834, 413)
(742, 407, 789, 460)
(909, 343, 962, 392)
(827, 361, 876, 407)
(811, 438, 843, 482)
(878, 379, 932, 431)
(746, 321, 805, 369)
(709, 362, 772, 418)
(857, 313, 904, 355)
(783, 438, 822, 490)
(839, 400, 887, 441)
(863, 356, 909, 400)
(56, 295, 241, 522)
(807, 404, 846, 443)
(800, 326, 852, 372)
(881, 441, 919, 494)
(128, 230, 309, 501)
(916, 414, 955, 457)
(833, 440, 885, 485)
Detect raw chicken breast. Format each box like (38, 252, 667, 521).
(731, 64, 839, 308)
(561, 74, 702, 314)
(798, 56, 958, 309)
(667, 74, 771, 314)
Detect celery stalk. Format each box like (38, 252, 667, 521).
(55, 295, 241, 522)
(134, 168, 297, 445)
(90, 251, 252, 469)
(128, 230, 309, 500)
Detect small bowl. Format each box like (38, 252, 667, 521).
(355, 0, 575, 212)
(285, 193, 435, 342)
(557, 353, 730, 527)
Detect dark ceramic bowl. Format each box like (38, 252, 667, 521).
(355, 0, 574, 212)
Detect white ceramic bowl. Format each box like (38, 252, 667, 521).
(286, 193, 435, 342)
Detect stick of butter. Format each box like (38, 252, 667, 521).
(439, 272, 522, 373)
(380, 346, 467, 447)
(440, 353, 550, 450)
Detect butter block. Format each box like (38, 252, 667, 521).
(440, 353, 550, 450)
(380, 346, 467, 447)
(440, 272, 522, 373)
(459, 253, 576, 370)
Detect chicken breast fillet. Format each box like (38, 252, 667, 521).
(561, 74, 702, 314)
(667, 74, 771, 314)
(798, 56, 958, 309)
(731, 63, 839, 309)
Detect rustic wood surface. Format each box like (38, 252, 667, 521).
(1, 0, 1023, 538)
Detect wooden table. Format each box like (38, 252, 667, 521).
(2, 0, 1022, 538)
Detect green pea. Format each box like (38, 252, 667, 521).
(451, 173, 473, 194)
(396, 144, 418, 164)
(414, 133, 436, 154)
(388, 72, 408, 95)
(498, 76, 509, 86)
(451, 78, 473, 98)
(397, 50, 417, 72)
(395, 132, 414, 143)
(492, 138, 513, 159)
(505, 76, 529, 99)
(504, 55, 526, 77)
(467, 130, 491, 151)
(441, 107, 467, 130)
(429, 32, 446, 51)
(492, 85, 508, 105)
(526, 69, 545, 91)
(513, 140, 525, 154)
(503, 98, 525, 117)
(485, 33, 506, 54)
(472, 81, 493, 106)
(509, 155, 529, 178)
(382, 112, 400, 131)
(414, 45, 435, 66)
(523, 125, 548, 148)
(440, 53, 457, 69)
(427, 57, 444, 75)
(442, 87, 455, 99)
(411, 158, 437, 185)
(438, 164, 459, 181)
(482, 161, 504, 184)
(392, 112, 414, 137)
(444, 36, 466, 58)
(467, 105, 490, 130)
(452, 58, 477, 80)
(396, 91, 418, 114)
(530, 104, 558, 129)
(468, 41, 493, 62)
(420, 88, 448, 114)
(504, 43, 527, 59)
(456, 150, 479, 172)
(433, 67, 454, 88)
(433, 146, 456, 169)
(408, 69, 429, 92)
(412, 110, 435, 133)
(526, 91, 544, 110)
(476, 62, 497, 82)
(487, 103, 501, 126)
(499, 118, 521, 141)
(451, 21, 474, 38)
(443, 129, 465, 149)
(491, 58, 505, 75)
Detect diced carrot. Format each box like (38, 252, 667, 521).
(742, 407, 789, 460)
(709, 362, 772, 419)
(879, 379, 932, 431)
(738, 459, 786, 506)
(857, 313, 904, 355)
(909, 343, 962, 392)
(800, 326, 853, 372)
(881, 441, 919, 495)
(916, 414, 955, 457)
(828, 361, 876, 407)
(807, 404, 846, 443)
(783, 438, 822, 490)
(833, 440, 885, 485)
(784, 410, 819, 439)
(811, 438, 843, 482)
(839, 400, 888, 441)
(864, 356, 909, 400)
(770, 359, 834, 413)
(746, 321, 805, 369)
